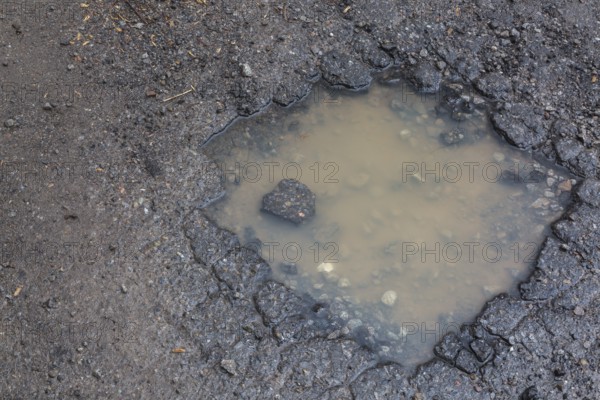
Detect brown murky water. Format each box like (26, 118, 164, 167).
(205, 80, 573, 365)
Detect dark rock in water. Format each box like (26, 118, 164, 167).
(440, 129, 465, 145)
(261, 179, 316, 224)
(279, 262, 298, 275)
(406, 62, 442, 93)
(319, 50, 372, 89)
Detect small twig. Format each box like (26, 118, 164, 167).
(162, 86, 196, 103)
(123, 0, 147, 24)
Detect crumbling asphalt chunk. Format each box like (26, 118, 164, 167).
(454, 349, 480, 374)
(433, 332, 462, 364)
(553, 203, 600, 259)
(475, 72, 512, 101)
(470, 339, 494, 363)
(405, 62, 442, 93)
(277, 338, 378, 399)
(350, 363, 412, 400)
(555, 140, 600, 178)
(478, 294, 532, 338)
(575, 179, 600, 207)
(255, 281, 321, 343)
(183, 210, 240, 267)
(554, 138, 584, 163)
(519, 238, 584, 301)
(212, 246, 270, 294)
(319, 50, 372, 89)
(553, 275, 600, 310)
(491, 103, 548, 149)
(412, 360, 482, 400)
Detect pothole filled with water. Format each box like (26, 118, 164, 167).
(204, 76, 573, 366)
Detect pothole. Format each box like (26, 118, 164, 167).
(203, 76, 573, 366)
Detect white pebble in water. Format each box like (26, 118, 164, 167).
(317, 262, 334, 273)
(381, 290, 397, 306)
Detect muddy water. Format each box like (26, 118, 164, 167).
(204, 80, 572, 366)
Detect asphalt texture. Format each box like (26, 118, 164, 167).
(0, 1, 599, 399)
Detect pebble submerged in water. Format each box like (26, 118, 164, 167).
(381, 290, 397, 306)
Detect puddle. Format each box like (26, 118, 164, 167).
(203, 77, 573, 366)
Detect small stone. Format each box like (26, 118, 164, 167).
(42, 102, 52, 110)
(492, 152, 505, 162)
(240, 63, 253, 77)
(419, 48, 428, 57)
(261, 179, 316, 224)
(317, 262, 335, 273)
(92, 369, 102, 380)
(120, 284, 128, 294)
(530, 198, 549, 209)
(67, 64, 75, 71)
(381, 290, 397, 306)
(4, 118, 15, 128)
(546, 177, 556, 187)
(436, 60, 447, 70)
(2, 61, 8, 67)
(146, 89, 157, 97)
(557, 180, 572, 191)
(544, 190, 555, 198)
(574, 306, 585, 316)
(48, 369, 59, 378)
(220, 359, 237, 375)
